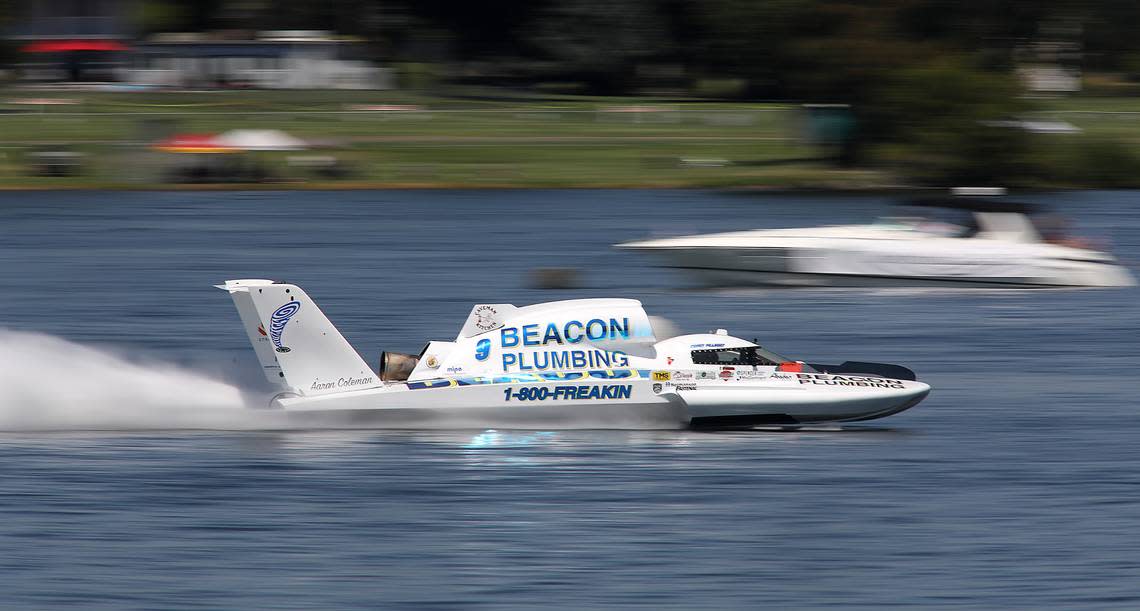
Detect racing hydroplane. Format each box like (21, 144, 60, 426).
(218, 279, 930, 428)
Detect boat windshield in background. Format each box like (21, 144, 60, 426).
(900, 196, 1100, 249)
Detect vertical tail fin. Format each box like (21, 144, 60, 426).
(218, 279, 288, 390)
(216, 279, 381, 396)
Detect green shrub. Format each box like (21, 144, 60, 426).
(1037, 137, 1140, 187)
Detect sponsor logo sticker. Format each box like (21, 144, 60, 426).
(652, 371, 672, 382)
(474, 305, 499, 331)
(503, 385, 632, 402)
(652, 383, 663, 393)
(795, 373, 906, 389)
(269, 301, 300, 353)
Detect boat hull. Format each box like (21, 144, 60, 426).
(627, 245, 1135, 288)
(267, 372, 931, 429)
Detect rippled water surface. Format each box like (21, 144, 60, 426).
(1, 189, 1138, 609)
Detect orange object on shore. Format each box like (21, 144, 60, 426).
(153, 134, 235, 154)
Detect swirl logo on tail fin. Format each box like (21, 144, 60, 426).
(269, 301, 301, 353)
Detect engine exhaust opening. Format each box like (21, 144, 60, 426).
(379, 351, 419, 382)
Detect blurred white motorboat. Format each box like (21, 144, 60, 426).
(618, 198, 1135, 288)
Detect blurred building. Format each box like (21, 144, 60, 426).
(5, 0, 135, 81)
(126, 31, 392, 90)
(1016, 20, 1083, 94)
(5, 2, 390, 89)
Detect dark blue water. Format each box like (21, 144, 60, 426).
(1, 190, 1138, 609)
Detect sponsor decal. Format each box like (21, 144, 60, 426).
(652, 371, 671, 382)
(474, 305, 499, 331)
(671, 371, 695, 380)
(772, 373, 794, 380)
(698, 370, 715, 379)
(501, 318, 631, 347)
(269, 301, 301, 353)
(666, 356, 674, 365)
(498, 317, 633, 372)
(735, 369, 770, 380)
(652, 383, 663, 393)
(309, 375, 375, 392)
(691, 343, 726, 349)
(796, 373, 905, 389)
(405, 369, 654, 390)
(719, 367, 734, 380)
(670, 383, 697, 392)
(425, 355, 440, 368)
(501, 349, 628, 372)
(503, 384, 632, 402)
(445, 366, 465, 374)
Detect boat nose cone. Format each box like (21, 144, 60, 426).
(851, 381, 930, 422)
(893, 381, 931, 414)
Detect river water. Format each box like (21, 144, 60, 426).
(1, 189, 1138, 609)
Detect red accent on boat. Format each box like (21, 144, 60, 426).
(777, 362, 803, 372)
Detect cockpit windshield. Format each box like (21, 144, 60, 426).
(690, 346, 789, 366)
(879, 208, 979, 238)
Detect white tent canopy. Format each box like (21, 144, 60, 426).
(217, 129, 308, 151)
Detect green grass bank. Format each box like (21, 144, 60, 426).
(1, 88, 1138, 190)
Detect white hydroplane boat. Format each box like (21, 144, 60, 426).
(618, 198, 1134, 288)
(218, 279, 929, 428)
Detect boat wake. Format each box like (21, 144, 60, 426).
(0, 330, 682, 432)
(0, 329, 254, 431)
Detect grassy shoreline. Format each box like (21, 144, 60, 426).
(2, 88, 1139, 191)
(0, 183, 892, 191)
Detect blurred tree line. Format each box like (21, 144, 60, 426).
(128, 0, 1140, 184)
(136, 0, 1140, 96)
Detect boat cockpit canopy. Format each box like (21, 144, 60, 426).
(690, 346, 789, 367)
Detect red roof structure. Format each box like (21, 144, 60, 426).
(21, 40, 131, 53)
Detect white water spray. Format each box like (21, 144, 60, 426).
(0, 329, 254, 431)
(0, 329, 687, 432)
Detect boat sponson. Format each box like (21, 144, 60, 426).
(806, 361, 917, 381)
(688, 413, 800, 429)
